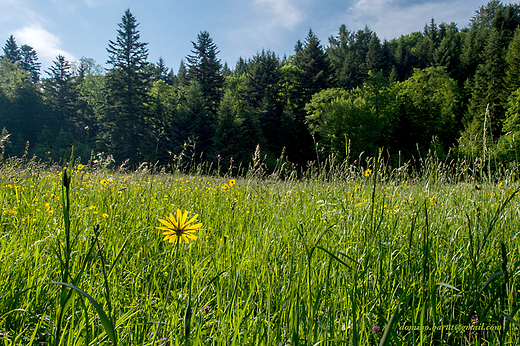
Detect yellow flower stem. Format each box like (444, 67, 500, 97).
(152, 238, 180, 345)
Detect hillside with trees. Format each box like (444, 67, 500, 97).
(1, 1, 520, 171)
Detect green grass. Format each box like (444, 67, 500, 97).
(0, 156, 520, 345)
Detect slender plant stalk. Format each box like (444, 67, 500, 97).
(152, 239, 180, 345)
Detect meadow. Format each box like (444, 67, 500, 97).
(0, 154, 520, 345)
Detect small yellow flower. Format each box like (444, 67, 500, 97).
(364, 169, 372, 177)
(156, 209, 203, 244)
(229, 179, 236, 187)
(102, 213, 109, 219)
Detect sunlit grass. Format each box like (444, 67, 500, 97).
(0, 157, 519, 345)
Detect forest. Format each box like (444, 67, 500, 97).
(1, 0, 520, 171)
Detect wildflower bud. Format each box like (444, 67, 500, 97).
(63, 169, 70, 188)
(371, 325, 381, 334)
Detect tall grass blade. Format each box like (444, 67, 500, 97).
(48, 282, 117, 345)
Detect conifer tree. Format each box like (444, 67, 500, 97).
(365, 33, 383, 73)
(19, 45, 40, 83)
(176, 60, 189, 87)
(505, 27, 520, 95)
(3, 36, 21, 64)
(174, 80, 212, 158)
(43, 55, 77, 129)
(243, 50, 283, 155)
(105, 8, 151, 165)
(152, 57, 169, 83)
(213, 90, 242, 163)
(186, 31, 224, 116)
(282, 29, 332, 164)
(293, 29, 332, 103)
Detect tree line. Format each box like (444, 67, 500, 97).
(1, 1, 520, 170)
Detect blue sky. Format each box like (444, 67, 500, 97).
(0, 0, 517, 73)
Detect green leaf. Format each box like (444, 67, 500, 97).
(502, 312, 520, 329)
(435, 282, 460, 292)
(48, 281, 117, 345)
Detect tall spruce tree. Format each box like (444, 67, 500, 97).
(283, 29, 332, 164)
(19, 45, 40, 83)
(43, 55, 76, 130)
(186, 31, 224, 116)
(152, 57, 169, 83)
(293, 29, 332, 103)
(3, 36, 21, 64)
(243, 50, 283, 156)
(365, 33, 384, 73)
(105, 8, 151, 165)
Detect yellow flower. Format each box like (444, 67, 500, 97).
(102, 213, 109, 219)
(157, 209, 203, 244)
(229, 179, 236, 187)
(364, 169, 372, 177)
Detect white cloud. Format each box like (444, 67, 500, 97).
(49, 0, 78, 14)
(254, 0, 306, 31)
(82, 0, 109, 7)
(14, 24, 76, 67)
(220, 0, 311, 63)
(0, 0, 39, 27)
(341, 0, 483, 40)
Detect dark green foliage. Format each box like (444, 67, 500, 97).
(19, 45, 40, 83)
(283, 29, 332, 165)
(504, 28, 520, 94)
(213, 89, 262, 166)
(458, 2, 520, 158)
(74, 57, 105, 153)
(105, 9, 152, 165)
(173, 80, 213, 159)
(433, 23, 463, 81)
(43, 55, 77, 129)
(151, 57, 170, 83)
(293, 29, 332, 101)
(495, 88, 520, 161)
(305, 87, 382, 160)
(234, 57, 248, 76)
(0, 57, 45, 156)
(391, 67, 458, 157)
(107, 9, 149, 71)
(243, 50, 283, 156)
(176, 60, 189, 87)
(147, 80, 177, 163)
(35, 56, 98, 162)
(365, 33, 384, 73)
(186, 31, 224, 117)
(3, 1, 520, 169)
(3, 36, 21, 64)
